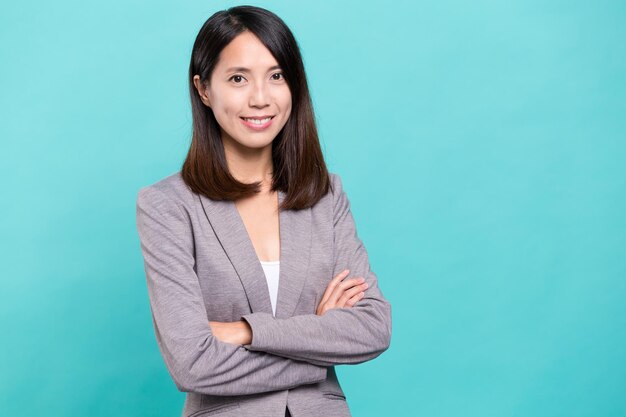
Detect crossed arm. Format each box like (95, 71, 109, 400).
(208, 267, 368, 346)
(136, 174, 391, 396)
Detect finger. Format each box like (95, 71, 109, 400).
(330, 277, 364, 302)
(319, 269, 350, 306)
(344, 282, 368, 300)
(337, 282, 368, 308)
(324, 269, 350, 297)
(318, 280, 366, 314)
(321, 274, 363, 311)
(345, 291, 366, 307)
(326, 277, 364, 307)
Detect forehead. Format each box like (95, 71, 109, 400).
(216, 31, 279, 71)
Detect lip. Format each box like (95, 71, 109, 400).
(241, 115, 275, 119)
(240, 115, 274, 130)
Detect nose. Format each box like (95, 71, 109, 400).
(249, 81, 270, 108)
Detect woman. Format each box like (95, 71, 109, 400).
(136, 5, 392, 417)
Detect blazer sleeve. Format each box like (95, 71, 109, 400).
(136, 186, 327, 396)
(240, 174, 392, 367)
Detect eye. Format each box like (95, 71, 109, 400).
(229, 75, 245, 84)
(271, 72, 285, 81)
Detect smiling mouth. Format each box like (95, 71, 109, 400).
(240, 116, 275, 125)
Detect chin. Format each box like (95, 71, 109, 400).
(237, 138, 275, 149)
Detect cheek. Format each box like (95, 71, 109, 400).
(281, 92, 292, 117)
(210, 87, 241, 118)
(213, 97, 231, 114)
(210, 106, 229, 128)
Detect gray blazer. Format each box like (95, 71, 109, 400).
(135, 171, 392, 417)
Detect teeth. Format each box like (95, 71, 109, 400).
(243, 117, 271, 124)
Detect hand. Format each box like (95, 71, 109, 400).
(316, 269, 368, 315)
(208, 320, 252, 345)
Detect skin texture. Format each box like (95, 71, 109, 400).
(192, 31, 367, 345)
(193, 30, 291, 185)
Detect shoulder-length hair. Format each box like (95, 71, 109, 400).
(182, 5, 331, 210)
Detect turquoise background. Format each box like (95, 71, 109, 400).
(1, 0, 624, 416)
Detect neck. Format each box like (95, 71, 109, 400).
(222, 137, 274, 188)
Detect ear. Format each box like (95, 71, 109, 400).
(193, 75, 212, 108)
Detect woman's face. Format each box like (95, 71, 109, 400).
(194, 31, 292, 153)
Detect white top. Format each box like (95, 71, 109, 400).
(259, 260, 280, 316)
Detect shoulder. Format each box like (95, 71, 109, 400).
(328, 171, 345, 197)
(328, 171, 350, 202)
(326, 172, 352, 224)
(136, 171, 194, 209)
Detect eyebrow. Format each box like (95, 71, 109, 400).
(225, 65, 282, 73)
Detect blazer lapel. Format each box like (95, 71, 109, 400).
(274, 191, 312, 319)
(199, 190, 312, 319)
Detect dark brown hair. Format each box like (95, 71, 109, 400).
(182, 5, 331, 210)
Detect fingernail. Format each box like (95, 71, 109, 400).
(344, 269, 350, 274)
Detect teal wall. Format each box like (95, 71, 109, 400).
(1, 1, 624, 416)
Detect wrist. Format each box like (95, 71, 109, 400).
(240, 320, 252, 345)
